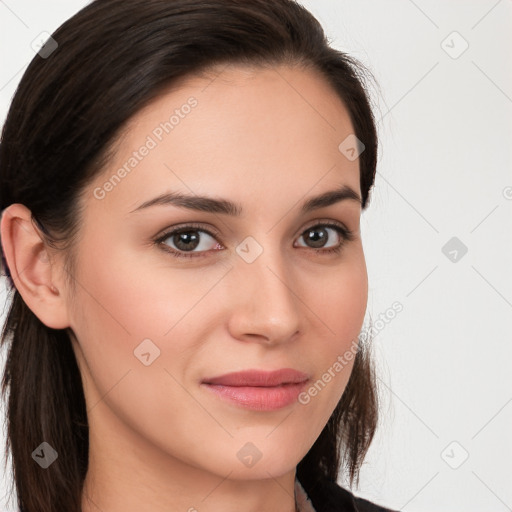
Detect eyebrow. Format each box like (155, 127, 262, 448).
(128, 184, 361, 216)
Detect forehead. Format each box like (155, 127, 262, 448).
(86, 63, 360, 216)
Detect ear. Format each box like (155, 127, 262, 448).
(0, 203, 71, 329)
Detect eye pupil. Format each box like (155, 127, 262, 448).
(174, 230, 200, 251)
(306, 228, 327, 248)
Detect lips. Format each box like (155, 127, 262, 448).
(202, 368, 309, 387)
(201, 368, 310, 411)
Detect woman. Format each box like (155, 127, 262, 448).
(0, 1, 398, 511)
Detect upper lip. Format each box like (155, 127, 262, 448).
(202, 368, 310, 387)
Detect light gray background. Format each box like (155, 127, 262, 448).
(1, 1, 511, 511)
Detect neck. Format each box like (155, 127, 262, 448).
(81, 407, 298, 512)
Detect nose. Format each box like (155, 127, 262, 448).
(226, 245, 302, 346)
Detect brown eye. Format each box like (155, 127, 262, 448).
(295, 223, 351, 251)
(170, 230, 201, 251)
(155, 226, 222, 259)
(302, 226, 331, 248)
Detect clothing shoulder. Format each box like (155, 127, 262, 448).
(305, 477, 400, 512)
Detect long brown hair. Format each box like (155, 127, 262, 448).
(0, 1, 379, 510)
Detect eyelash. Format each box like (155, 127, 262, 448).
(153, 221, 355, 260)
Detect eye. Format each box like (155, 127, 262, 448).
(154, 223, 222, 259)
(153, 221, 355, 259)
(294, 222, 355, 254)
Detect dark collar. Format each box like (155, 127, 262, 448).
(299, 477, 399, 512)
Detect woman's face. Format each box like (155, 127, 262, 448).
(66, 64, 368, 482)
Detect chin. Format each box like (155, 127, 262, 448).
(220, 460, 297, 481)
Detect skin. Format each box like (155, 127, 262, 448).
(1, 63, 368, 512)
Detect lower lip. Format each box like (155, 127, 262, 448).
(201, 381, 308, 411)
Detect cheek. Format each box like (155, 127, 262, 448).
(308, 247, 368, 349)
(67, 241, 233, 403)
(67, 247, 223, 457)
(296, 249, 367, 421)
(70, 238, 226, 342)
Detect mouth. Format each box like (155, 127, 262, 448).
(201, 368, 310, 411)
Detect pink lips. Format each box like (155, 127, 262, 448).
(201, 368, 309, 411)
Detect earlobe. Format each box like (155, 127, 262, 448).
(0, 203, 70, 329)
